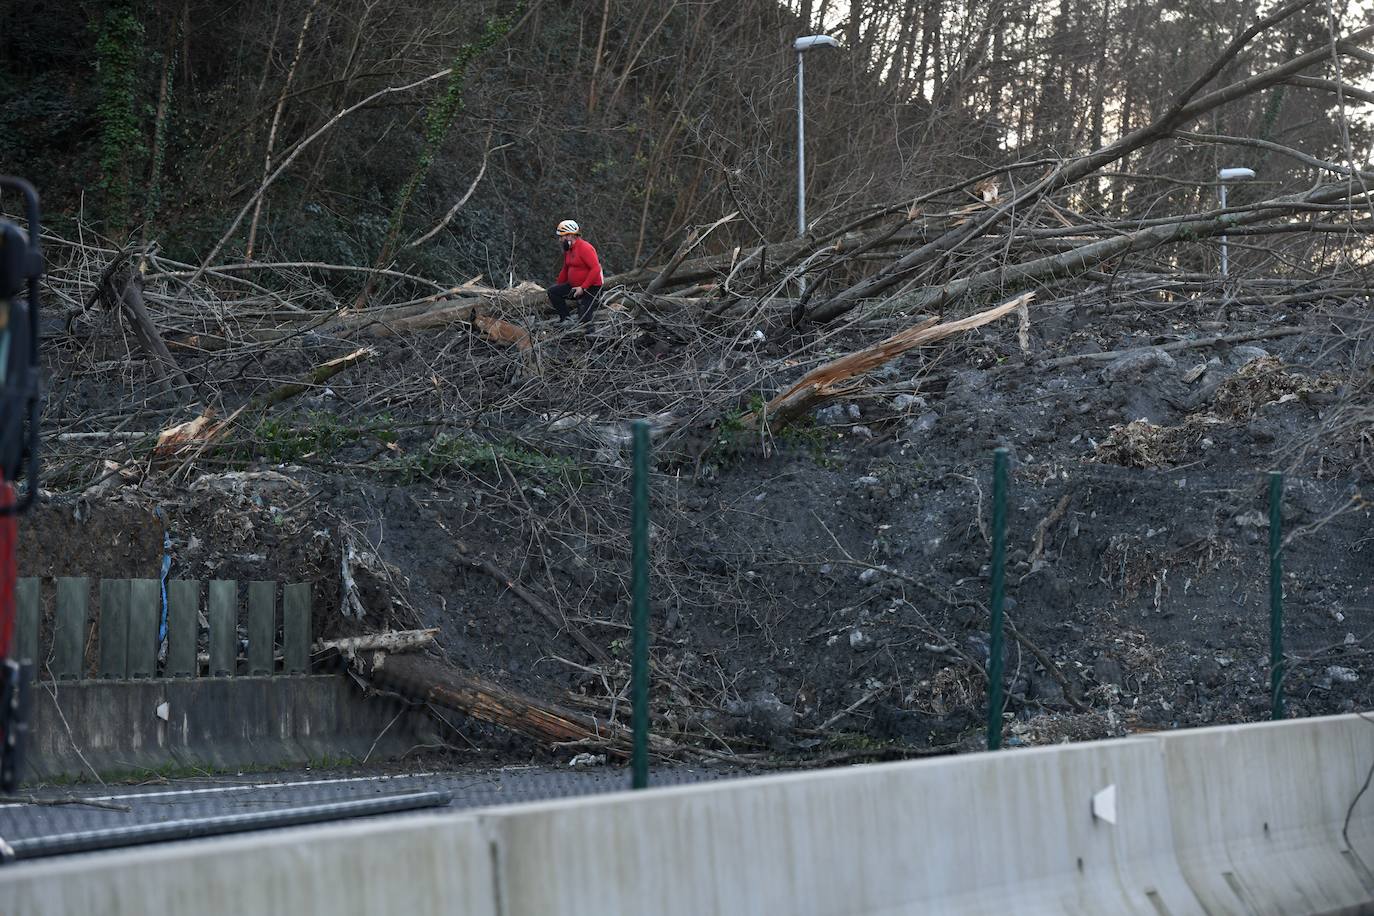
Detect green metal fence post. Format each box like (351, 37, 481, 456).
(987, 448, 1009, 751)
(631, 420, 651, 789)
(1269, 471, 1285, 721)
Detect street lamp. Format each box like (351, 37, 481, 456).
(794, 34, 840, 237)
(1218, 166, 1255, 278)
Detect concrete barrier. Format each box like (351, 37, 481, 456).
(477, 738, 1197, 915)
(6, 714, 1374, 914)
(25, 675, 435, 781)
(1151, 715, 1374, 914)
(0, 813, 495, 916)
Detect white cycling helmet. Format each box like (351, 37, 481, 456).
(556, 219, 581, 236)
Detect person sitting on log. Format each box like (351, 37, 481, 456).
(546, 220, 604, 324)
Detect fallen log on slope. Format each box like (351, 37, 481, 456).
(258, 346, 377, 407)
(364, 652, 681, 759)
(106, 265, 193, 391)
(747, 291, 1034, 430)
(193, 628, 440, 669)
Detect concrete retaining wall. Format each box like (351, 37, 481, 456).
(481, 738, 1196, 915)
(5, 713, 1374, 914)
(24, 675, 434, 781)
(1152, 716, 1374, 914)
(0, 813, 496, 916)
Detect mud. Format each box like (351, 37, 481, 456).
(25, 291, 1374, 759)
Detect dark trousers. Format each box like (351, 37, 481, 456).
(547, 283, 602, 322)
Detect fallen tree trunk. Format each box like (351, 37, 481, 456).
(900, 179, 1372, 315)
(258, 345, 376, 407)
(194, 627, 440, 668)
(809, 12, 1374, 322)
(318, 628, 438, 658)
(107, 265, 192, 391)
(365, 652, 681, 759)
(748, 291, 1034, 430)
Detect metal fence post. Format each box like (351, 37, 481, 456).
(1269, 471, 1285, 721)
(631, 420, 651, 789)
(987, 448, 1008, 750)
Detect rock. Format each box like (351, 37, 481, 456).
(725, 689, 796, 741)
(904, 411, 939, 440)
(858, 567, 882, 584)
(849, 629, 875, 651)
(1327, 665, 1359, 684)
(851, 425, 874, 439)
(1229, 345, 1269, 366)
(893, 394, 925, 412)
(846, 403, 862, 420)
(1028, 673, 1067, 706)
(1101, 347, 1176, 384)
(1195, 657, 1223, 688)
(567, 752, 607, 768)
(1093, 655, 1124, 687)
(815, 404, 846, 426)
(854, 475, 881, 490)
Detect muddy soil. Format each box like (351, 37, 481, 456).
(25, 292, 1374, 759)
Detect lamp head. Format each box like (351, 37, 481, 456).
(1218, 167, 1256, 181)
(794, 35, 840, 51)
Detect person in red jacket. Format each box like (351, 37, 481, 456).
(547, 219, 604, 323)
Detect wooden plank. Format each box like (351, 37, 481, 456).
(247, 580, 276, 676)
(98, 579, 130, 679)
(127, 578, 160, 679)
(15, 577, 38, 667)
(282, 582, 311, 674)
(52, 577, 89, 680)
(166, 579, 199, 677)
(208, 580, 237, 677)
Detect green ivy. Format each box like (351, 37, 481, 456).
(143, 41, 177, 232)
(374, 5, 523, 267)
(94, 0, 146, 235)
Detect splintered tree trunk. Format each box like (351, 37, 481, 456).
(748, 291, 1033, 430)
(365, 652, 679, 759)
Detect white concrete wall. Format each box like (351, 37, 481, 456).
(479, 738, 1195, 915)
(4, 714, 1374, 915)
(0, 813, 496, 916)
(1151, 715, 1374, 914)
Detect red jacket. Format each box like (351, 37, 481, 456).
(557, 238, 604, 288)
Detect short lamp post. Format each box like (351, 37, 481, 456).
(1218, 166, 1255, 278)
(794, 34, 840, 237)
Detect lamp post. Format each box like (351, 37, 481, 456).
(794, 34, 839, 237)
(1218, 166, 1255, 278)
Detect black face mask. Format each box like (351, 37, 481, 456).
(561, 238, 574, 251)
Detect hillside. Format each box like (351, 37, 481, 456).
(4, 0, 1374, 765)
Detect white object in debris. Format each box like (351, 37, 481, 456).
(156, 701, 170, 722)
(1327, 666, 1359, 684)
(1092, 784, 1117, 825)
